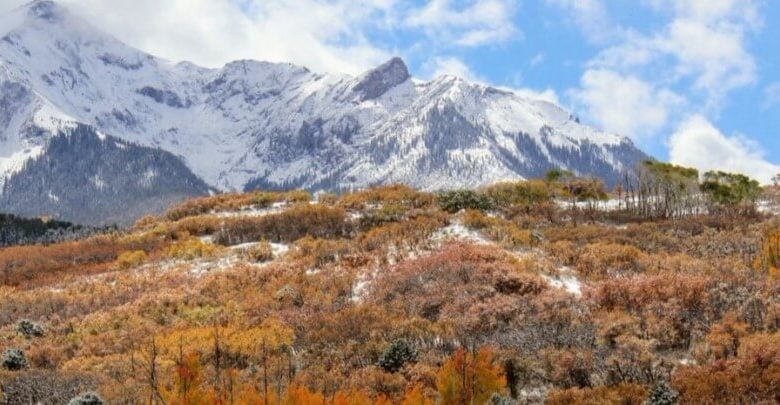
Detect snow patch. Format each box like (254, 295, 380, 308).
(542, 267, 582, 297)
(432, 222, 492, 245)
(90, 174, 106, 190)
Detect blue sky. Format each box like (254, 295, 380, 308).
(3, 0, 779, 181)
(345, 0, 780, 180)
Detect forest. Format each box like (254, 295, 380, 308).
(1, 162, 780, 404)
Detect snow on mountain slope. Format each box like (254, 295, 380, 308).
(0, 1, 649, 221)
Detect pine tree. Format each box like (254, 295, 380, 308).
(2, 348, 28, 371)
(378, 339, 418, 373)
(646, 381, 678, 405)
(16, 319, 45, 338)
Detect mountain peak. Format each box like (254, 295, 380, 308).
(352, 56, 410, 101)
(23, 0, 66, 23)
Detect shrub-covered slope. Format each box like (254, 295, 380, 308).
(1, 177, 780, 404)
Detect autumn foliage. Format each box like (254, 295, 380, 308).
(1, 177, 779, 404)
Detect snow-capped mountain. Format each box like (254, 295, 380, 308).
(0, 0, 648, 224)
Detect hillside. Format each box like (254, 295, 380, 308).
(0, 212, 106, 247)
(0, 125, 212, 226)
(0, 0, 648, 224)
(1, 169, 780, 403)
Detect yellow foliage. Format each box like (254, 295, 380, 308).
(283, 385, 326, 405)
(283, 189, 312, 204)
(116, 250, 147, 269)
(338, 184, 435, 210)
(401, 385, 434, 405)
(226, 318, 295, 355)
(238, 240, 274, 262)
(461, 210, 534, 249)
(156, 319, 294, 360)
(165, 237, 222, 260)
(754, 226, 780, 275)
(331, 389, 373, 405)
(436, 347, 505, 405)
(546, 383, 648, 405)
(482, 179, 551, 208)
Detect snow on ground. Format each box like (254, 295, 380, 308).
(351, 278, 371, 303)
(271, 243, 289, 256)
(542, 266, 582, 297)
(431, 222, 492, 245)
(555, 198, 624, 212)
(0, 145, 43, 188)
(213, 202, 288, 218)
(758, 200, 780, 216)
(189, 257, 236, 276)
(227, 241, 288, 256)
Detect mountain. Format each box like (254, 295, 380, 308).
(0, 0, 649, 224)
(0, 124, 212, 225)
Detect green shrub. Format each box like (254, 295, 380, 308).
(17, 319, 44, 338)
(437, 190, 493, 213)
(2, 348, 28, 370)
(378, 339, 418, 373)
(483, 180, 552, 209)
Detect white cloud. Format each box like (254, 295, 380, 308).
(669, 115, 780, 184)
(47, 0, 398, 75)
(592, 0, 759, 110)
(2, 0, 521, 78)
(654, 17, 756, 106)
(406, 0, 519, 47)
(544, 0, 616, 43)
(510, 87, 560, 105)
(647, 0, 761, 28)
(423, 56, 479, 80)
(569, 69, 683, 139)
(558, 0, 762, 144)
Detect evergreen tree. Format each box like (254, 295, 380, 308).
(646, 381, 678, 405)
(378, 339, 418, 373)
(17, 319, 45, 338)
(2, 348, 28, 371)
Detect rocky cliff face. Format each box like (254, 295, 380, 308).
(0, 0, 649, 224)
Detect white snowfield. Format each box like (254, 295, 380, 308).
(0, 0, 645, 195)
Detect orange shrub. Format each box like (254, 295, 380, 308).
(461, 210, 535, 249)
(371, 243, 546, 333)
(0, 235, 133, 287)
(115, 250, 147, 269)
(214, 204, 350, 245)
(546, 383, 647, 405)
(576, 243, 645, 279)
(436, 347, 506, 405)
(754, 224, 780, 276)
(481, 179, 552, 209)
(165, 237, 222, 260)
(338, 184, 435, 210)
(164, 190, 310, 221)
(168, 215, 222, 236)
(291, 237, 352, 268)
(673, 332, 780, 403)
